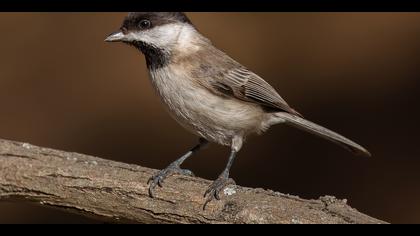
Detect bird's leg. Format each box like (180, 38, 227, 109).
(203, 150, 237, 209)
(148, 138, 208, 198)
(203, 136, 242, 210)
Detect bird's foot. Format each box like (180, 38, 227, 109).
(147, 164, 194, 198)
(203, 175, 236, 210)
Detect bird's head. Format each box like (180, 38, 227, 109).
(105, 12, 195, 52)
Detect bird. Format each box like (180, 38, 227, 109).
(105, 12, 371, 209)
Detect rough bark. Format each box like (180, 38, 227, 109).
(0, 139, 385, 224)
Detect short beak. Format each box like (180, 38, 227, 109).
(105, 31, 125, 42)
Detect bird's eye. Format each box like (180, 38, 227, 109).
(138, 19, 151, 29)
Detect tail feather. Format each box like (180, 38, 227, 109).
(275, 112, 371, 157)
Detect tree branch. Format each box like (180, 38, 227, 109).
(0, 138, 384, 224)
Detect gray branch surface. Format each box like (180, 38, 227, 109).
(0, 139, 385, 224)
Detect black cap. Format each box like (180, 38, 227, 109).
(121, 12, 192, 32)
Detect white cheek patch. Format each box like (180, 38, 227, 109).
(125, 23, 197, 49)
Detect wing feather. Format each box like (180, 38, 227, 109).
(187, 46, 302, 116)
(215, 67, 302, 116)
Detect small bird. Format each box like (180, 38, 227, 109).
(105, 12, 371, 209)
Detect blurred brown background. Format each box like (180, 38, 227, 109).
(0, 13, 419, 224)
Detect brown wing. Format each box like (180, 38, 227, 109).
(201, 66, 302, 117)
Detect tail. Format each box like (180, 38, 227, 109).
(274, 112, 371, 157)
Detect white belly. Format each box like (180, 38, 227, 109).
(149, 66, 266, 146)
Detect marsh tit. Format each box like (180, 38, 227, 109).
(105, 12, 371, 209)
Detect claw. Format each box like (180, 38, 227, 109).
(203, 198, 211, 210)
(148, 183, 155, 198)
(202, 177, 236, 210)
(147, 165, 194, 198)
(215, 191, 221, 201)
(203, 188, 211, 198)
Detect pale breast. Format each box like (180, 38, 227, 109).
(148, 65, 266, 146)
